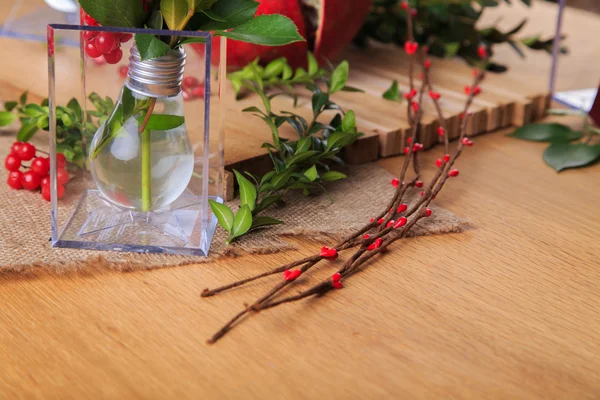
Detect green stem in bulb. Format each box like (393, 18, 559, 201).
(139, 98, 157, 212)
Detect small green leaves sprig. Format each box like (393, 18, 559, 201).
(0, 92, 112, 168)
(209, 54, 362, 244)
(79, 0, 304, 62)
(355, 0, 566, 72)
(510, 109, 600, 172)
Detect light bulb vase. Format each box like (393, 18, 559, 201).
(47, 24, 226, 256)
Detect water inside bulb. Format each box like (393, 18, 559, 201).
(89, 86, 194, 212)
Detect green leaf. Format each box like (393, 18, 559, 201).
(17, 119, 38, 142)
(187, 0, 258, 31)
(209, 200, 235, 233)
(253, 194, 281, 214)
(509, 123, 582, 142)
(326, 131, 357, 151)
(215, 15, 305, 46)
(543, 142, 600, 172)
(342, 110, 356, 131)
(161, 0, 189, 30)
(251, 216, 284, 230)
(285, 150, 318, 166)
(121, 87, 135, 119)
(185, 0, 217, 12)
(0, 111, 16, 126)
(296, 136, 311, 153)
(329, 61, 349, 94)
(264, 58, 286, 78)
(134, 34, 171, 61)
(234, 170, 257, 211)
(139, 114, 185, 131)
(307, 52, 319, 76)
(23, 104, 45, 117)
(321, 171, 347, 181)
(67, 98, 83, 121)
(445, 42, 460, 57)
(79, 0, 146, 28)
(270, 168, 294, 190)
(4, 101, 18, 112)
(19, 91, 28, 106)
(303, 165, 318, 182)
(312, 92, 329, 115)
(229, 205, 253, 242)
(383, 80, 401, 101)
(147, 10, 164, 30)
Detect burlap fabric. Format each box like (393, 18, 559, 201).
(0, 131, 469, 274)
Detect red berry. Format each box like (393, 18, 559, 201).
(411, 9, 417, 17)
(369, 217, 375, 223)
(10, 142, 23, 156)
(449, 169, 460, 177)
(4, 154, 21, 171)
(331, 273, 342, 282)
(83, 14, 99, 26)
(320, 246, 338, 260)
(424, 208, 432, 217)
(30, 157, 50, 177)
(85, 41, 102, 58)
(191, 85, 205, 98)
(18, 143, 36, 161)
(473, 86, 481, 95)
(473, 69, 480, 77)
(363, 234, 370, 240)
(406, 137, 412, 144)
(412, 143, 421, 152)
(283, 269, 301, 281)
(400, 1, 409, 10)
(397, 203, 407, 213)
(404, 41, 418, 55)
(7, 171, 22, 189)
(411, 101, 419, 112)
(420, 191, 425, 197)
(477, 45, 487, 59)
(332, 281, 343, 289)
(377, 218, 384, 226)
(83, 30, 98, 41)
(403, 146, 410, 155)
(120, 33, 133, 43)
(437, 127, 446, 136)
(21, 171, 41, 190)
(464, 86, 471, 95)
(428, 90, 440, 100)
(183, 76, 200, 89)
(41, 175, 50, 187)
(182, 90, 192, 102)
(386, 220, 395, 228)
(424, 59, 431, 69)
(415, 181, 423, 188)
(391, 178, 400, 188)
(56, 153, 67, 168)
(118, 65, 129, 78)
(443, 154, 450, 162)
(57, 168, 69, 185)
(394, 217, 407, 229)
(367, 238, 383, 251)
(95, 32, 118, 54)
(435, 159, 442, 168)
(42, 184, 51, 201)
(462, 137, 474, 146)
(103, 47, 123, 64)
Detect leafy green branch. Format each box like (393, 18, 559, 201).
(1, 92, 113, 168)
(355, 0, 567, 72)
(210, 54, 363, 244)
(509, 109, 600, 172)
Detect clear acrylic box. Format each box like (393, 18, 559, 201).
(47, 24, 226, 255)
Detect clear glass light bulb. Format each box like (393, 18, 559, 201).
(88, 45, 193, 212)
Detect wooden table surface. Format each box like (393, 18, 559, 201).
(1, 2, 600, 399)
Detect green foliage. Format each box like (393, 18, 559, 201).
(382, 80, 401, 102)
(510, 110, 600, 172)
(212, 54, 363, 243)
(355, 0, 566, 72)
(79, 0, 305, 61)
(1, 92, 112, 168)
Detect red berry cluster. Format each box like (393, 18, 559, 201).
(4, 142, 69, 201)
(82, 12, 132, 64)
(182, 76, 205, 102)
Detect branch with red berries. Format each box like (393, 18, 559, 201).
(201, 2, 486, 344)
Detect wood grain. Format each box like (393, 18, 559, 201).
(1, 1, 600, 399)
